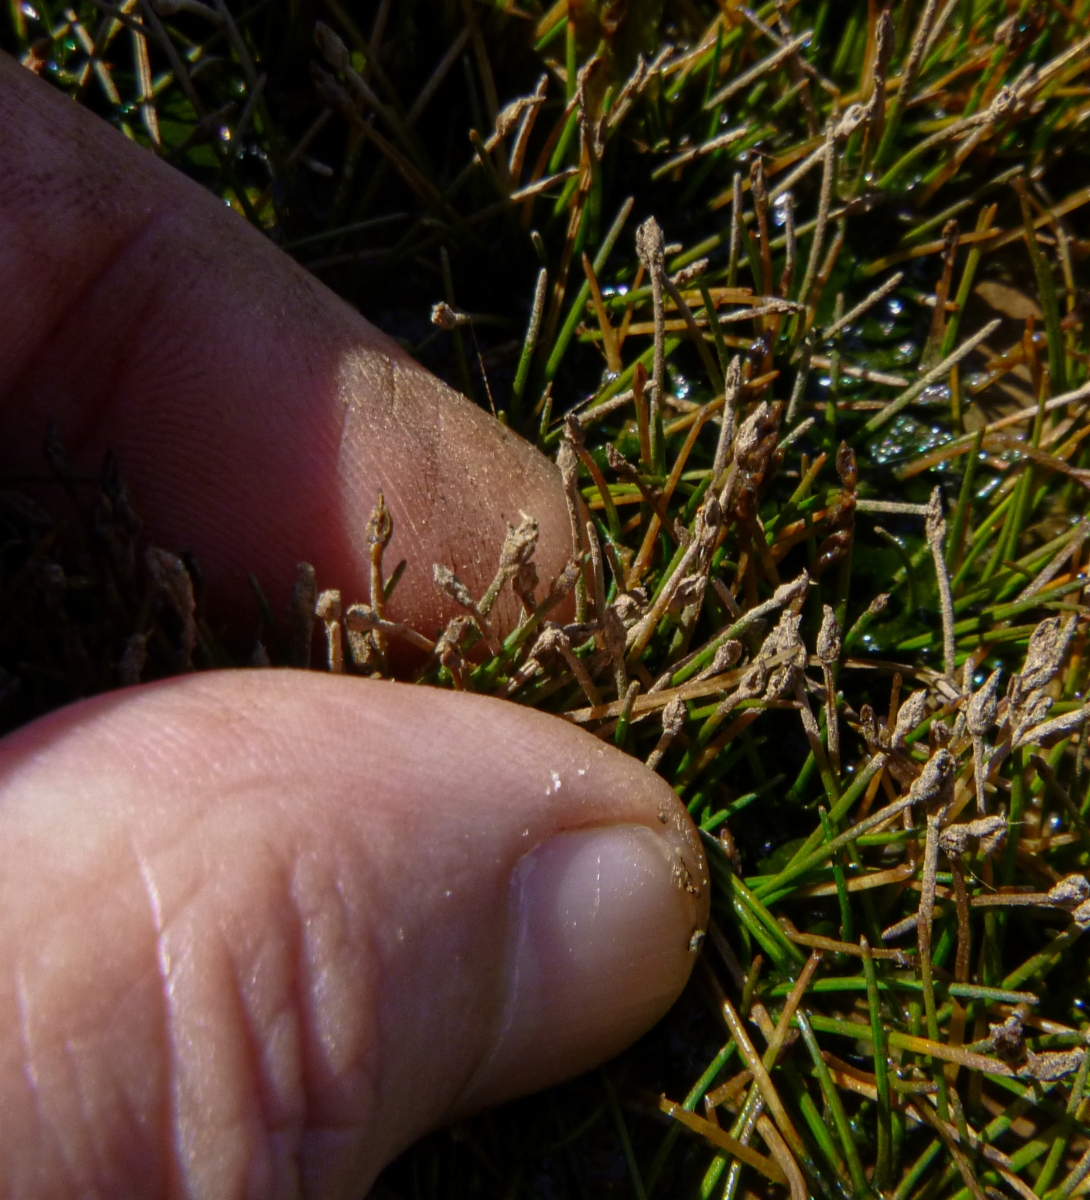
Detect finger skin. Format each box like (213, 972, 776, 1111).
(0, 671, 708, 1197)
(0, 54, 570, 636)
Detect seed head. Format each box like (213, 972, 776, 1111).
(893, 690, 929, 749)
(315, 588, 341, 621)
(966, 668, 1000, 737)
(1019, 616, 1075, 693)
(925, 487, 946, 553)
(430, 301, 468, 330)
(366, 491, 393, 549)
(662, 696, 687, 738)
(908, 747, 955, 816)
(709, 639, 742, 675)
(1047, 874, 1090, 908)
(939, 815, 1006, 858)
(635, 216, 665, 275)
(499, 513, 539, 573)
(816, 605, 841, 665)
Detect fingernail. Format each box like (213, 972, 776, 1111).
(475, 824, 704, 1100)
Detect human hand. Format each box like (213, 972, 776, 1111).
(0, 53, 709, 1198)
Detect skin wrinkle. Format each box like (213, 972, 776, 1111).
(8, 782, 243, 1195)
(61, 1034, 112, 1194)
(77, 964, 174, 1192)
(136, 798, 376, 1196)
(0, 205, 161, 423)
(13, 966, 54, 1192)
(135, 818, 311, 1198)
(295, 862, 382, 1198)
(162, 932, 228, 1198)
(296, 865, 372, 1091)
(58, 1033, 133, 1198)
(17, 981, 76, 1197)
(0, 184, 143, 403)
(133, 842, 182, 1199)
(206, 919, 286, 1199)
(14, 965, 123, 1198)
(239, 858, 307, 1133)
(5, 852, 170, 1196)
(136, 839, 228, 1198)
(212, 849, 312, 1195)
(158, 882, 280, 1197)
(278, 864, 326, 1190)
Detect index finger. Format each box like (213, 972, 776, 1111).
(0, 54, 571, 638)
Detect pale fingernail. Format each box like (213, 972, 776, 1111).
(474, 824, 704, 1101)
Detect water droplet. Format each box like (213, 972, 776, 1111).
(668, 367, 690, 399)
(919, 384, 951, 407)
(868, 413, 953, 467)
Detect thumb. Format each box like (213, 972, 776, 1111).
(0, 670, 708, 1198)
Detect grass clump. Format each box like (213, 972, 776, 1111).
(7, 0, 1090, 1196)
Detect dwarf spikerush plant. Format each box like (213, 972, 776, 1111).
(8, 0, 1090, 1195)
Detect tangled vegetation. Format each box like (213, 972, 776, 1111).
(7, 0, 1090, 1196)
